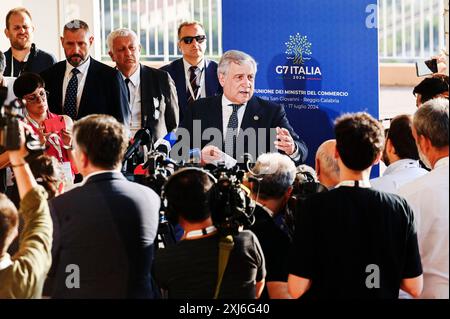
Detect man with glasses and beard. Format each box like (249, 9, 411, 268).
(40, 20, 128, 124)
(161, 21, 222, 120)
(3, 7, 56, 77)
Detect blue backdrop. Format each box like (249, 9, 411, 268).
(222, 0, 379, 167)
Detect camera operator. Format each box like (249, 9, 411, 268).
(154, 167, 266, 299)
(247, 153, 296, 299)
(0, 121, 52, 298)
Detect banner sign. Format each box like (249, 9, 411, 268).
(222, 0, 379, 166)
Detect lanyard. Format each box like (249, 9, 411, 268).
(10, 52, 30, 77)
(335, 180, 371, 188)
(184, 225, 217, 239)
(26, 115, 64, 162)
(186, 66, 205, 101)
(47, 133, 64, 162)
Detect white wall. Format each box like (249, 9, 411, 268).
(1, 0, 100, 62)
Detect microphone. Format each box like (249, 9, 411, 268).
(123, 128, 152, 162)
(188, 148, 202, 164)
(152, 131, 177, 156)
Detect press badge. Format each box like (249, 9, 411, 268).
(61, 162, 74, 185)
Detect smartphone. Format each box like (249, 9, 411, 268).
(415, 59, 438, 77)
(43, 116, 66, 133)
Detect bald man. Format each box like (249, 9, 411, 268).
(315, 139, 340, 189)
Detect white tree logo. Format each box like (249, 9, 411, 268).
(285, 33, 312, 65)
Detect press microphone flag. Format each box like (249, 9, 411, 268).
(123, 128, 152, 162)
(153, 131, 177, 156)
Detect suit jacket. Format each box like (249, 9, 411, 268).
(48, 172, 160, 298)
(40, 57, 128, 123)
(160, 58, 222, 120)
(135, 64, 179, 143)
(176, 95, 308, 165)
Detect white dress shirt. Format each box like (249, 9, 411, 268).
(221, 95, 247, 137)
(183, 58, 206, 100)
(122, 67, 142, 137)
(398, 157, 449, 299)
(62, 57, 91, 111)
(370, 159, 428, 194)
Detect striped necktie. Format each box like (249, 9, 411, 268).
(187, 66, 199, 106)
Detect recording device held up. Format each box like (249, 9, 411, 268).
(416, 58, 438, 77)
(0, 87, 44, 154)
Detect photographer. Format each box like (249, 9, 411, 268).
(247, 153, 296, 299)
(154, 167, 266, 299)
(0, 121, 52, 298)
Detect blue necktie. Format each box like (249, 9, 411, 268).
(224, 104, 241, 157)
(64, 68, 80, 120)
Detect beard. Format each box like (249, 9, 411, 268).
(68, 54, 87, 67)
(417, 146, 432, 169)
(382, 148, 390, 166)
(11, 37, 31, 51)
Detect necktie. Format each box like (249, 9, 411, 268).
(187, 66, 199, 106)
(224, 104, 241, 157)
(124, 78, 131, 103)
(64, 68, 80, 120)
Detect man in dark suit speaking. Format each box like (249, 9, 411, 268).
(41, 20, 128, 123)
(47, 115, 160, 298)
(175, 50, 308, 166)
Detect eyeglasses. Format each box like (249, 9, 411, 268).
(180, 35, 206, 44)
(24, 89, 49, 103)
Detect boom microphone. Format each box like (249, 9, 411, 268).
(123, 128, 152, 162)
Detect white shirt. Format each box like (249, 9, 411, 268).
(398, 156, 449, 299)
(183, 58, 206, 100)
(62, 57, 91, 111)
(79, 170, 120, 187)
(221, 95, 247, 137)
(121, 67, 142, 137)
(370, 159, 428, 194)
(255, 202, 275, 218)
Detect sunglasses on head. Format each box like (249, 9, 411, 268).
(180, 35, 206, 44)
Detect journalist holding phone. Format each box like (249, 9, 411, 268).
(0, 72, 77, 182)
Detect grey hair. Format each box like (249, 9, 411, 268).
(107, 28, 139, 52)
(0, 51, 5, 75)
(315, 139, 339, 180)
(251, 153, 296, 199)
(218, 50, 257, 76)
(414, 97, 449, 148)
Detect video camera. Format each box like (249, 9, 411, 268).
(130, 147, 256, 247)
(0, 88, 43, 154)
(287, 165, 328, 226)
(206, 163, 255, 237)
